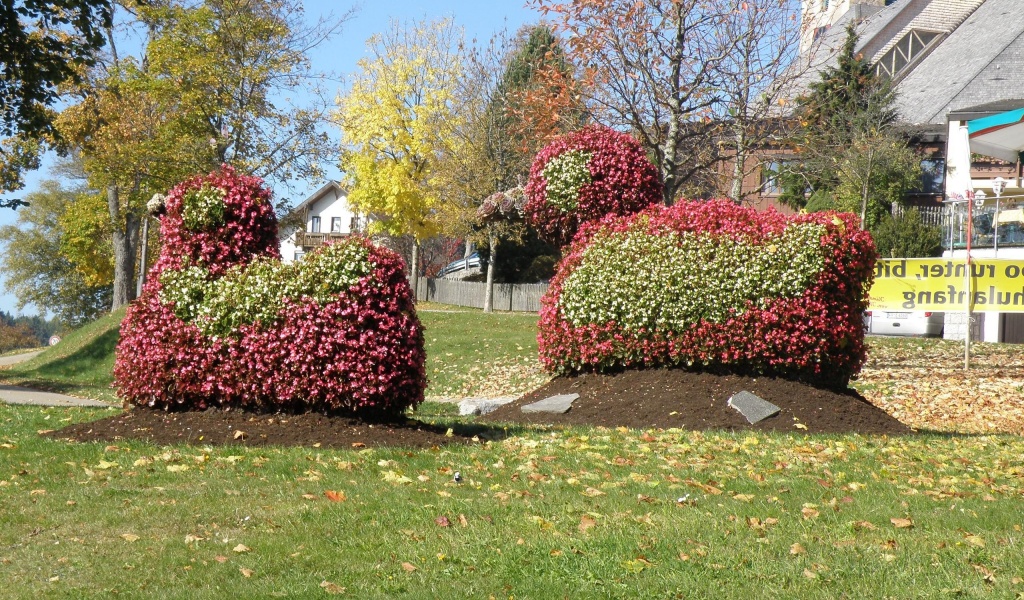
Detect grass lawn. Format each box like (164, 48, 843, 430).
(2, 404, 1023, 598)
(2, 309, 1023, 597)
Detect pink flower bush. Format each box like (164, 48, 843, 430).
(115, 167, 426, 416)
(538, 200, 877, 388)
(524, 125, 662, 246)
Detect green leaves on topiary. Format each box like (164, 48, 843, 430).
(540, 150, 592, 211)
(158, 241, 372, 339)
(558, 223, 827, 332)
(181, 185, 227, 231)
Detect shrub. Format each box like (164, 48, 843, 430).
(538, 200, 877, 387)
(524, 125, 661, 246)
(115, 169, 425, 416)
(872, 207, 942, 258)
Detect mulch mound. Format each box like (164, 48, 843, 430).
(483, 368, 912, 435)
(46, 368, 911, 449)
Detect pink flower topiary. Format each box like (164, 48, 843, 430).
(524, 125, 662, 247)
(537, 200, 877, 388)
(115, 167, 426, 417)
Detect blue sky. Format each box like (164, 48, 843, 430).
(0, 0, 541, 317)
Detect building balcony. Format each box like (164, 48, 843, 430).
(295, 230, 349, 249)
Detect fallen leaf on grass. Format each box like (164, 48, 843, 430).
(853, 520, 878, 531)
(214, 556, 228, 563)
(96, 460, 118, 470)
(184, 534, 204, 543)
(120, 534, 140, 543)
(578, 514, 597, 533)
(890, 517, 914, 529)
(582, 487, 605, 497)
(803, 569, 817, 579)
(458, 514, 468, 527)
(801, 506, 820, 520)
(166, 465, 188, 473)
(401, 562, 417, 573)
(239, 568, 254, 578)
(324, 490, 347, 502)
(733, 494, 755, 502)
(790, 543, 806, 555)
(233, 544, 251, 553)
(320, 581, 345, 594)
(435, 516, 450, 527)
(233, 430, 247, 440)
(964, 534, 985, 548)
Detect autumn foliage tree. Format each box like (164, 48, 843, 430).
(337, 18, 464, 293)
(533, 0, 739, 204)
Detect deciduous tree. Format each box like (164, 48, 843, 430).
(534, 0, 738, 204)
(337, 18, 464, 293)
(0, 180, 112, 326)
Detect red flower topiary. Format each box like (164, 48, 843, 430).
(524, 125, 662, 247)
(115, 167, 426, 417)
(537, 200, 877, 388)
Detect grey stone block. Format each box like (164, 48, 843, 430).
(727, 391, 780, 424)
(521, 393, 579, 414)
(458, 397, 514, 416)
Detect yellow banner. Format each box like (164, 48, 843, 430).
(869, 258, 1024, 312)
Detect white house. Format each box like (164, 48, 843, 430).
(279, 181, 362, 262)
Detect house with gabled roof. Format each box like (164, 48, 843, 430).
(739, 0, 1024, 342)
(279, 181, 363, 262)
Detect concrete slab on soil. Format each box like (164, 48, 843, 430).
(727, 391, 780, 424)
(0, 385, 114, 408)
(521, 393, 579, 414)
(458, 397, 515, 416)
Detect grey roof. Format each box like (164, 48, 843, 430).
(781, 0, 1024, 126)
(895, 0, 1024, 124)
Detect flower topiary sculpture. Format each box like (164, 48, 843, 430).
(115, 166, 425, 417)
(538, 200, 877, 388)
(524, 125, 662, 247)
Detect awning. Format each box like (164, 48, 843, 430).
(968, 107, 1024, 163)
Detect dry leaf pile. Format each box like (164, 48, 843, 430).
(857, 340, 1024, 434)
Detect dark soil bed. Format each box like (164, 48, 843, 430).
(46, 409, 481, 449)
(483, 368, 912, 435)
(47, 368, 911, 448)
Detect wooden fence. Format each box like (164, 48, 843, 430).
(415, 278, 548, 312)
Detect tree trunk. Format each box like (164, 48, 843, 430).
(483, 230, 496, 313)
(730, 126, 747, 203)
(860, 151, 874, 230)
(409, 239, 419, 302)
(109, 185, 141, 310)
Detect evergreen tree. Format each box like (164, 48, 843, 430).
(779, 25, 919, 230)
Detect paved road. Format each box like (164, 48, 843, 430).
(0, 350, 43, 367)
(0, 384, 114, 408)
(1, 350, 116, 408)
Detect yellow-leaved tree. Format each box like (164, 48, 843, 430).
(336, 18, 464, 293)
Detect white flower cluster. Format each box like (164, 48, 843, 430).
(158, 242, 373, 338)
(558, 223, 827, 332)
(541, 150, 592, 211)
(182, 185, 227, 231)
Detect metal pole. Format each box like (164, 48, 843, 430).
(965, 198, 972, 371)
(994, 196, 1000, 257)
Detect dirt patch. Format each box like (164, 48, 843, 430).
(46, 408, 482, 449)
(45, 368, 911, 448)
(483, 368, 912, 435)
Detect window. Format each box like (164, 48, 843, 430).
(331, 217, 342, 233)
(874, 30, 941, 79)
(293, 251, 305, 262)
(310, 216, 321, 233)
(350, 216, 359, 232)
(917, 158, 945, 194)
(761, 160, 784, 196)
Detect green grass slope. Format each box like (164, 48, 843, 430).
(0, 308, 126, 402)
